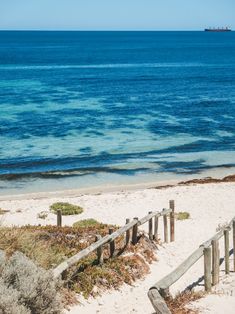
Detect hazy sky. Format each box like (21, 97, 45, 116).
(0, 0, 234, 30)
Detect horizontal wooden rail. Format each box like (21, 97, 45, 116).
(53, 206, 174, 278)
(53, 219, 138, 278)
(148, 215, 235, 313)
(53, 234, 111, 278)
(154, 246, 204, 292)
(138, 209, 172, 226)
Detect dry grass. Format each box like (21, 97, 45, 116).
(166, 290, 204, 314)
(72, 253, 150, 298)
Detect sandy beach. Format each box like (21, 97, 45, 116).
(1, 179, 235, 313)
(1, 9, 235, 313)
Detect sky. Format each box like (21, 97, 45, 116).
(0, 0, 234, 31)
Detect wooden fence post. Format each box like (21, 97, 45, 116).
(163, 209, 169, 243)
(212, 239, 219, 285)
(132, 217, 139, 245)
(224, 229, 230, 274)
(233, 220, 235, 272)
(170, 200, 175, 242)
(109, 229, 115, 257)
(154, 216, 159, 240)
(204, 247, 212, 292)
(148, 289, 172, 314)
(57, 210, 62, 227)
(96, 235, 103, 264)
(126, 218, 130, 245)
(149, 212, 153, 240)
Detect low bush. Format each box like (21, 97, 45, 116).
(176, 212, 190, 220)
(0, 251, 62, 314)
(73, 219, 100, 228)
(50, 202, 83, 216)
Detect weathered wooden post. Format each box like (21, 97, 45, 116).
(204, 247, 212, 292)
(148, 211, 153, 240)
(169, 200, 175, 242)
(153, 216, 159, 240)
(212, 239, 220, 285)
(109, 228, 115, 257)
(57, 210, 62, 227)
(163, 209, 169, 243)
(96, 235, 103, 264)
(132, 217, 139, 245)
(126, 218, 130, 245)
(148, 289, 172, 314)
(224, 229, 230, 274)
(233, 220, 235, 272)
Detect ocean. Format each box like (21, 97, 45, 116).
(0, 31, 235, 194)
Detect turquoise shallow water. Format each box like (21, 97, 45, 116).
(0, 31, 235, 194)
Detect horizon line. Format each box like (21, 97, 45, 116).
(0, 28, 233, 32)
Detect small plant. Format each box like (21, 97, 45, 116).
(0, 208, 10, 215)
(176, 212, 190, 220)
(50, 202, 83, 216)
(37, 211, 49, 220)
(73, 219, 100, 228)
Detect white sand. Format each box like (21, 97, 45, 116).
(189, 273, 235, 313)
(1, 182, 235, 313)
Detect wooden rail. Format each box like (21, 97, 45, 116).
(53, 200, 175, 278)
(148, 216, 235, 314)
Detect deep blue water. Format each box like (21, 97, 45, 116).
(0, 31, 235, 193)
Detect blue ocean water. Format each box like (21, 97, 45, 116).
(0, 31, 235, 194)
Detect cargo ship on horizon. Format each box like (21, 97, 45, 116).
(204, 27, 231, 32)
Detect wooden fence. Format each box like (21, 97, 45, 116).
(148, 216, 235, 314)
(53, 200, 175, 278)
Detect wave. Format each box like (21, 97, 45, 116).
(0, 62, 208, 70)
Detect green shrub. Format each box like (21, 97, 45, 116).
(73, 219, 100, 228)
(50, 202, 83, 216)
(0, 251, 62, 314)
(176, 212, 190, 220)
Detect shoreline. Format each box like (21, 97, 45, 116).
(0, 178, 179, 201)
(1, 171, 235, 201)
